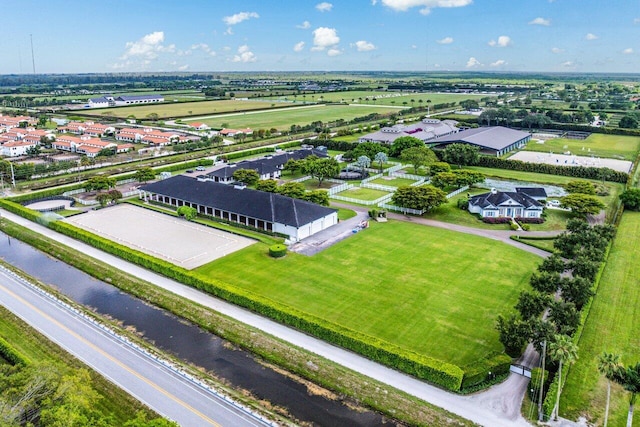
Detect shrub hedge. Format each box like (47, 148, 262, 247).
(45, 220, 464, 391)
(0, 336, 30, 366)
(482, 217, 512, 224)
(460, 353, 511, 390)
(268, 244, 287, 258)
(477, 156, 628, 183)
(0, 199, 42, 222)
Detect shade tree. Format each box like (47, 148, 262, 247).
(548, 334, 579, 421)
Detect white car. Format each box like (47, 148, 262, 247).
(547, 200, 561, 207)
(195, 166, 206, 171)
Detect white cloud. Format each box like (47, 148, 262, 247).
(585, 33, 598, 40)
(561, 61, 575, 68)
(466, 57, 482, 68)
(120, 31, 175, 61)
(551, 47, 564, 54)
(634, 18, 640, 24)
(327, 48, 342, 56)
(232, 45, 256, 63)
(488, 35, 511, 47)
(316, 2, 333, 12)
(490, 59, 506, 67)
(529, 17, 551, 26)
(437, 36, 453, 44)
(411, 44, 418, 49)
(223, 11, 259, 25)
(371, 0, 378, 4)
(190, 43, 216, 57)
(312, 27, 340, 51)
(354, 40, 376, 51)
(293, 41, 305, 52)
(622, 48, 634, 54)
(380, 0, 472, 14)
(178, 64, 189, 71)
(224, 27, 234, 36)
(296, 20, 311, 29)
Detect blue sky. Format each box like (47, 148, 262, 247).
(1, 0, 639, 74)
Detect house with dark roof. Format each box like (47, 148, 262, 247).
(138, 175, 338, 241)
(204, 148, 328, 184)
(430, 126, 531, 156)
(468, 188, 545, 218)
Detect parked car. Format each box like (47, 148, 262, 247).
(185, 169, 194, 173)
(547, 199, 561, 207)
(195, 166, 206, 171)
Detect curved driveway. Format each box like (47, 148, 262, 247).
(1, 209, 535, 427)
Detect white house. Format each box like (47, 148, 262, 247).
(2, 140, 37, 157)
(468, 188, 545, 218)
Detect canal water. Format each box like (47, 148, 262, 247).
(0, 233, 394, 426)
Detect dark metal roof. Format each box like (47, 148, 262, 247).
(433, 126, 530, 151)
(116, 95, 164, 101)
(469, 190, 543, 209)
(140, 175, 336, 227)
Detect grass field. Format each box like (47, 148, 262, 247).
(187, 104, 405, 131)
(369, 177, 418, 187)
(523, 133, 640, 161)
(195, 220, 541, 368)
(339, 187, 391, 201)
(0, 305, 154, 424)
(560, 212, 640, 427)
(262, 91, 492, 107)
(82, 99, 293, 119)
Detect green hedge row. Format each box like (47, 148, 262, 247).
(0, 199, 42, 222)
(8, 183, 86, 203)
(461, 353, 511, 390)
(478, 156, 628, 183)
(0, 336, 30, 366)
(46, 220, 464, 391)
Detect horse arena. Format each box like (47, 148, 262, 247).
(509, 151, 633, 173)
(65, 204, 255, 269)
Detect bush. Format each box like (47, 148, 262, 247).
(510, 222, 520, 231)
(529, 367, 550, 400)
(461, 353, 511, 390)
(0, 336, 30, 366)
(482, 217, 512, 224)
(456, 198, 469, 210)
(515, 217, 544, 224)
(268, 244, 287, 258)
(521, 224, 531, 231)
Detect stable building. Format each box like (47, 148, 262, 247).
(139, 175, 338, 242)
(430, 126, 531, 156)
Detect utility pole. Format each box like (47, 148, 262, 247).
(30, 34, 36, 74)
(538, 340, 547, 422)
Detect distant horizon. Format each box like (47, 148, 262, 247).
(1, 0, 638, 75)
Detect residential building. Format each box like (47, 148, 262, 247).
(2, 140, 37, 157)
(468, 187, 545, 218)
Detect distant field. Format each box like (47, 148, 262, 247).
(523, 133, 640, 161)
(263, 91, 491, 107)
(196, 220, 541, 369)
(81, 99, 292, 119)
(560, 212, 640, 426)
(186, 104, 405, 131)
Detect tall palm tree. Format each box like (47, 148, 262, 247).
(598, 352, 621, 427)
(548, 334, 579, 421)
(613, 362, 640, 427)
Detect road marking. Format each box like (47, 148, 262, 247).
(0, 276, 222, 427)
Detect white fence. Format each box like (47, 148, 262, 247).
(327, 182, 353, 195)
(389, 171, 425, 181)
(385, 163, 403, 173)
(377, 202, 425, 216)
(446, 185, 470, 199)
(361, 182, 397, 192)
(63, 188, 87, 197)
(116, 178, 136, 185)
(291, 175, 312, 183)
(330, 192, 394, 206)
(361, 173, 383, 184)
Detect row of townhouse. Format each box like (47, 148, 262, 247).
(115, 127, 193, 146)
(60, 121, 116, 137)
(0, 127, 56, 157)
(53, 135, 134, 158)
(0, 115, 36, 131)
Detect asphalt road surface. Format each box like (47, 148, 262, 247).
(0, 266, 270, 427)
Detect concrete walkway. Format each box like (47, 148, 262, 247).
(289, 210, 370, 255)
(0, 208, 534, 427)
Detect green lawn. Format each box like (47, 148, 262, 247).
(523, 133, 640, 161)
(83, 99, 293, 119)
(189, 104, 405, 131)
(336, 207, 357, 220)
(300, 178, 335, 190)
(339, 187, 390, 201)
(369, 177, 417, 187)
(560, 212, 640, 427)
(195, 221, 540, 368)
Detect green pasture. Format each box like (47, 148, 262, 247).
(523, 133, 640, 161)
(196, 220, 540, 368)
(369, 177, 417, 187)
(561, 212, 640, 426)
(189, 104, 405, 131)
(339, 187, 390, 201)
(82, 99, 293, 119)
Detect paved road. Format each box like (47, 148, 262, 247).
(0, 266, 270, 427)
(0, 209, 534, 427)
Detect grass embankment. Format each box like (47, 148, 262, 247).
(197, 220, 541, 368)
(0, 218, 472, 427)
(0, 305, 156, 424)
(560, 211, 640, 426)
(524, 134, 640, 161)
